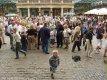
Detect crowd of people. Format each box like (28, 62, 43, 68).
(0, 15, 107, 78)
(0, 15, 107, 57)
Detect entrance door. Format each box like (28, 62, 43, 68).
(44, 11, 49, 16)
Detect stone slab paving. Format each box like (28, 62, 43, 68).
(0, 36, 107, 80)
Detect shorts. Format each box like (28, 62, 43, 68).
(97, 39, 102, 47)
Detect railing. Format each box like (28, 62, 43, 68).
(52, 0, 61, 3)
(40, 0, 50, 3)
(17, 0, 73, 4)
(30, 0, 38, 3)
(18, 0, 27, 3)
(63, 0, 72, 3)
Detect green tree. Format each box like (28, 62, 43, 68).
(0, 0, 16, 15)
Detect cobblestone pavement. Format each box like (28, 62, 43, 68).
(0, 36, 107, 80)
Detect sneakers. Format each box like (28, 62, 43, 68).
(15, 57, 19, 59)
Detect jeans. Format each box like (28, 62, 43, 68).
(42, 39, 49, 53)
(21, 38, 28, 51)
(50, 66, 57, 73)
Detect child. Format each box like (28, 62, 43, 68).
(49, 50, 60, 79)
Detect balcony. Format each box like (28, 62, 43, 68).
(18, 0, 27, 3)
(63, 0, 72, 3)
(18, 0, 73, 4)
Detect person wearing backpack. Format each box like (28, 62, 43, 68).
(85, 27, 94, 58)
(96, 24, 104, 53)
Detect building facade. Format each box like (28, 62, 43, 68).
(16, 0, 74, 17)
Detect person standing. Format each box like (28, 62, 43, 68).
(50, 28, 55, 48)
(39, 22, 50, 54)
(0, 18, 6, 44)
(0, 23, 3, 48)
(72, 23, 81, 52)
(85, 27, 94, 58)
(96, 24, 104, 53)
(104, 31, 107, 57)
(27, 25, 37, 50)
(56, 21, 64, 48)
(63, 24, 71, 49)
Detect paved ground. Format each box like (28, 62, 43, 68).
(0, 36, 107, 80)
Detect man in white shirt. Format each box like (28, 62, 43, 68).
(13, 28, 26, 59)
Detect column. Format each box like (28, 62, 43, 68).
(27, 0, 29, 3)
(61, 8, 63, 17)
(16, 0, 18, 3)
(28, 8, 30, 17)
(17, 8, 20, 16)
(50, 8, 53, 16)
(39, 8, 41, 16)
(61, 0, 63, 3)
(50, 0, 52, 3)
(38, 0, 40, 3)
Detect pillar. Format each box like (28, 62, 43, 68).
(28, 8, 30, 17)
(39, 8, 41, 16)
(50, 0, 52, 3)
(61, 0, 63, 3)
(27, 0, 29, 3)
(61, 8, 63, 17)
(17, 8, 20, 16)
(38, 0, 40, 3)
(50, 8, 53, 16)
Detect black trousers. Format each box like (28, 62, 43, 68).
(16, 42, 26, 58)
(72, 41, 80, 52)
(56, 34, 63, 47)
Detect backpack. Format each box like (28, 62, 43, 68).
(72, 56, 81, 62)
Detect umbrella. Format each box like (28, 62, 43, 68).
(96, 8, 107, 15)
(5, 13, 18, 17)
(84, 9, 99, 15)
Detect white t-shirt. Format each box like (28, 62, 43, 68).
(50, 31, 55, 39)
(63, 28, 71, 38)
(7, 24, 14, 33)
